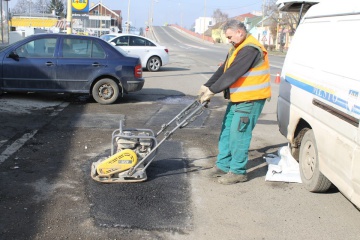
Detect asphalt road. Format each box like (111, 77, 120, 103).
(0, 26, 359, 240)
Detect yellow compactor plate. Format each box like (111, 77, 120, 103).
(96, 149, 138, 176)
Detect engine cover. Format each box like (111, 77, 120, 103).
(96, 149, 138, 176)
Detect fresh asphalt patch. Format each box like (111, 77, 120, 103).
(85, 141, 192, 231)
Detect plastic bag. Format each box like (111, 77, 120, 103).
(264, 146, 302, 183)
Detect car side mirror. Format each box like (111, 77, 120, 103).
(110, 42, 116, 46)
(8, 51, 19, 59)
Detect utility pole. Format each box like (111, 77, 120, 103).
(127, 0, 131, 33)
(262, 0, 265, 27)
(202, 0, 206, 40)
(66, 0, 72, 34)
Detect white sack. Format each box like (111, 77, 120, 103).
(264, 146, 302, 183)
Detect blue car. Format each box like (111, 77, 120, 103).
(0, 33, 144, 104)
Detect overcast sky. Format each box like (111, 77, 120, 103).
(8, 0, 263, 29)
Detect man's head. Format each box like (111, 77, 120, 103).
(222, 20, 247, 47)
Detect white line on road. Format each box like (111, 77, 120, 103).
(200, 74, 209, 80)
(0, 130, 38, 164)
(0, 102, 69, 165)
(270, 64, 283, 69)
(0, 140, 8, 149)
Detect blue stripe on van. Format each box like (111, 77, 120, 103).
(285, 75, 360, 117)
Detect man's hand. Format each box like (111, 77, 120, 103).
(197, 85, 208, 97)
(200, 88, 215, 103)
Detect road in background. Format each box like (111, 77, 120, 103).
(0, 26, 359, 240)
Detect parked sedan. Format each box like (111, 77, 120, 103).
(100, 34, 169, 72)
(0, 33, 144, 104)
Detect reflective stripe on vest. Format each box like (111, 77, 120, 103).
(225, 34, 271, 102)
(230, 82, 271, 93)
(241, 69, 270, 77)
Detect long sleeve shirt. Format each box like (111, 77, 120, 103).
(204, 46, 262, 94)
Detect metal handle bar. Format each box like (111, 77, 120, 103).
(128, 100, 207, 176)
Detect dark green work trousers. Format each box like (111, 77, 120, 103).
(216, 99, 265, 175)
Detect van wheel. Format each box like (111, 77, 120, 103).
(147, 56, 161, 72)
(299, 129, 332, 192)
(292, 128, 309, 160)
(92, 78, 119, 104)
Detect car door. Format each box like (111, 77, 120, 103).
(111, 35, 147, 65)
(128, 36, 152, 65)
(2, 37, 58, 91)
(56, 37, 108, 92)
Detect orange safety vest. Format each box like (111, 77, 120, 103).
(224, 34, 271, 102)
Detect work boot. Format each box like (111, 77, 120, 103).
(205, 166, 227, 178)
(218, 172, 247, 185)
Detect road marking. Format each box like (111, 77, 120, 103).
(270, 64, 283, 69)
(0, 102, 69, 165)
(182, 44, 208, 50)
(200, 74, 209, 80)
(0, 140, 8, 149)
(50, 102, 69, 116)
(0, 130, 38, 164)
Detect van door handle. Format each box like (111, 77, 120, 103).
(45, 61, 55, 66)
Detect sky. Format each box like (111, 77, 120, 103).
(8, 0, 264, 29)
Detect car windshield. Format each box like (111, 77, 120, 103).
(100, 35, 117, 42)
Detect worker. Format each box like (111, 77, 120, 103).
(198, 19, 271, 185)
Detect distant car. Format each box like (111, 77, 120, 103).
(0, 33, 144, 104)
(100, 33, 169, 72)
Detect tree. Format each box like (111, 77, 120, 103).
(212, 9, 228, 24)
(48, 0, 65, 17)
(12, 0, 35, 15)
(11, 0, 54, 16)
(263, 0, 299, 37)
(34, 0, 50, 15)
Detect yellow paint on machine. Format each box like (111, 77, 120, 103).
(96, 149, 138, 176)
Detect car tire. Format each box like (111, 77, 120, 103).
(92, 78, 119, 104)
(299, 128, 332, 192)
(147, 56, 161, 72)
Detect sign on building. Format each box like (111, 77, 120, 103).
(72, 0, 89, 13)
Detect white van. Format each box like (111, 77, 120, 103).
(277, 0, 360, 209)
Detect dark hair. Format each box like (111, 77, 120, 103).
(222, 19, 247, 33)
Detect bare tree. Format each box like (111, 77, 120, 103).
(48, 0, 65, 17)
(263, 0, 300, 46)
(12, 0, 34, 14)
(212, 9, 228, 24)
(264, 0, 299, 36)
(34, 0, 50, 15)
(12, 0, 53, 15)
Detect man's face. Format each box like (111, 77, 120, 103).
(225, 28, 245, 47)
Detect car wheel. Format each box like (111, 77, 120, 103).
(299, 128, 332, 192)
(92, 78, 119, 104)
(147, 56, 161, 72)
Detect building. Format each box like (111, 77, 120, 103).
(194, 17, 215, 34)
(87, 2, 122, 36)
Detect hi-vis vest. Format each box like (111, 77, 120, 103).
(224, 34, 271, 102)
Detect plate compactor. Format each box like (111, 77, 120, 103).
(91, 100, 207, 183)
